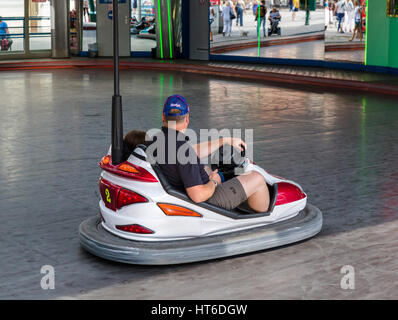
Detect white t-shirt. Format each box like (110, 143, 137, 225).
(346, 0, 354, 12)
(354, 6, 361, 21)
(210, 9, 215, 20)
(336, 0, 346, 14)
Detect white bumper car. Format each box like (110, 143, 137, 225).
(79, 145, 322, 265)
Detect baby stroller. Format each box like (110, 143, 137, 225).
(268, 15, 281, 36)
(0, 38, 13, 51)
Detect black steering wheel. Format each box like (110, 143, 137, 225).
(211, 144, 246, 172)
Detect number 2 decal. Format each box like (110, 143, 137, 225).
(105, 188, 111, 203)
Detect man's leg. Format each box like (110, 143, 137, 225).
(257, 19, 259, 36)
(263, 18, 266, 36)
(240, 9, 243, 26)
(340, 16, 344, 32)
(257, 18, 262, 36)
(338, 14, 344, 32)
(237, 171, 270, 212)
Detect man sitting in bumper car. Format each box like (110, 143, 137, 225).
(147, 95, 270, 213)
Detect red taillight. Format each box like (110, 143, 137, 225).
(99, 178, 120, 211)
(116, 224, 154, 234)
(99, 155, 158, 182)
(275, 182, 306, 206)
(117, 188, 148, 209)
(99, 178, 147, 211)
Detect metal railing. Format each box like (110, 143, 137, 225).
(0, 16, 51, 53)
(29, 16, 51, 38)
(1, 17, 51, 39)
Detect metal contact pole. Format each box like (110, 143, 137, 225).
(111, 0, 124, 165)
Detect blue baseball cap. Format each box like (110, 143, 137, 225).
(163, 95, 189, 116)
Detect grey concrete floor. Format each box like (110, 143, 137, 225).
(0, 68, 397, 300)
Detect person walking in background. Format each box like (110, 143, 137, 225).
(345, 0, 354, 33)
(132, 0, 138, 17)
(349, 0, 362, 41)
(292, 0, 299, 21)
(324, 0, 329, 28)
(335, 0, 346, 33)
(329, 0, 337, 28)
(255, 0, 267, 37)
(83, 0, 89, 22)
(252, 0, 259, 16)
(221, 1, 234, 37)
(327, 0, 334, 25)
(209, 7, 215, 41)
(235, 0, 245, 27)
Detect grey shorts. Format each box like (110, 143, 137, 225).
(207, 177, 247, 210)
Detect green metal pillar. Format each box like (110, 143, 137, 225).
(305, 0, 309, 26)
(154, 0, 175, 59)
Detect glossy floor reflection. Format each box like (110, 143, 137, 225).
(0, 69, 397, 299)
(325, 49, 365, 63)
(221, 40, 325, 60)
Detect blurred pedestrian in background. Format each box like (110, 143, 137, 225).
(209, 7, 215, 41)
(221, 1, 234, 37)
(252, 0, 259, 16)
(292, 0, 299, 21)
(255, 0, 267, 37)
(235, 0, 245, 27)
(349, 0, 362, 41)
(335, 0, 346, 33)
(345, 0, 354, 33)
(83, 0, 89, 22)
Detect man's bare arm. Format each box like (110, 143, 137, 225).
(191, 138, 223, 159)
(186, 182, 216, 203)
(191, 137, 247, 159)
(186, 170, 221, 203)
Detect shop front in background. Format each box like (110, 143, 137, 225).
(0, 0, 51, 59)
(81, 0, 157, 56)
